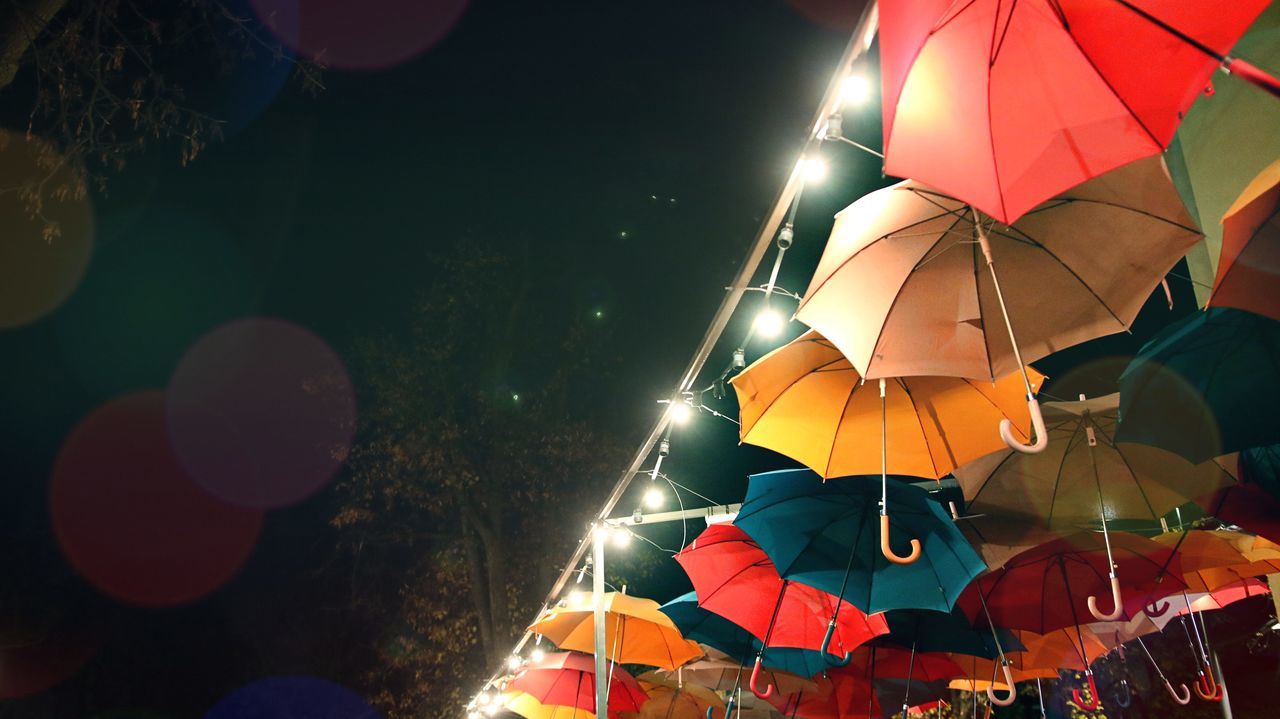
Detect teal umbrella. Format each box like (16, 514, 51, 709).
(1242, 442, 1280, 498)
(657, 592, 830, 679)
(1116, 307, 1280, 463)
(733, 469, 986, 621)
(876, 608, 1023, 661)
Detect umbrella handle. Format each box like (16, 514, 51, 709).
(1000, 397, 1048, 454)
(1144, 599, 1171, 618)
(1070, 673, 1100, 711)
(1195, 668, 1219, 701)
(1114, 679, 1132, 709)
(749, 657, 774, 699)
(1226, 57, 1280, 99)
(1163, 679, 1192, 705)
(820, 619, 852, 667)
(1087, 576, 1124, 621)
(880, 515, 922, 565)
(986, 663, 1017, 706)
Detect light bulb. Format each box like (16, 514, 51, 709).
(477, 692, 493, 706)
(798, 156, 827, 183)
(507, 655, 522, 671)
(840, 74, 872, 105)
(670, 401, 692, 424)
(568, 589, 586, 606)
(530, 647, 546, 662)
(611, 527, 631, 548)
(484, 703, 501, 716)
(469, 712, 482, 719)
(643, 486, 664, 509)
(754, 308, 785, 338)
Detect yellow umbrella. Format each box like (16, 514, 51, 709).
(628, 674, 726, 719)
(501, 691, 594, 719)
(731, 331, 1042, 480)
(530, 592, 702, 670)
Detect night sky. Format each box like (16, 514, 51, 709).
(0, 1, 1269, 717)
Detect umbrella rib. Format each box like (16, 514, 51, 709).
(1094, 415, 1162, 521)
(1046, 418, 1088, 532)
(1001, 223, 1130, 328)
(823, 375, 866, 477)
(899, 380, 945, 478)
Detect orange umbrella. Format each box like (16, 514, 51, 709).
(530, 592, 702, 670)
(627, 675, 725, 719)
(1211, 158, 1280, 321)
(794, 156, 1199, 452)
(1021, 628, 1109, 673)
(732, 331, 1042, 480)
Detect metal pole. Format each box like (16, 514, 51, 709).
(1213, 650, 1233, 719)
(593, 527, 608, 719)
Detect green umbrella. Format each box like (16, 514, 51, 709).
(876, 607, 1024, 660)
(1168, 2, 1280, 306)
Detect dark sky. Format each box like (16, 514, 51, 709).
(0, 1, 1243, 716)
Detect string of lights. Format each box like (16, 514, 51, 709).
(464, 5, 881, 714)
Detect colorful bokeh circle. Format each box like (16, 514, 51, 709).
(206, 676, 381, 718)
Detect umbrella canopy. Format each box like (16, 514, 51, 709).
(501, 691, 595, 719)
(731, 330, 1042, 479)
(1116, 307, 1280, 463)
(768, 671, 881, 719)
(1021, 628, 1109, 672)
(878, 0, 1271, 224)
(673, 524, 889, 657)
(957, 532, 1188, 635)
(530, 592, 701, 670)
(847, 647, 965, 683)
(734, 469, 987, 615)
(877, 607, 1024, 660)
(954, 393, 1232, 546)
(652, 653, 816, 698)
(1152, 529, 1250, 572)
(509, 652, 648, 715)
(1242, 443, 1280, 499)
(657, 593, 831, 679)
(1211, 158, 1280, 321)
(948, 652, 1058, 689)
(1181, 578, 1270, 613)
(627, 675, 725, 719)
(1168, 2, 1280, 305)
(794, 157, 1199, 383)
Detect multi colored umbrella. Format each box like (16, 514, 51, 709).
(657, 593, 828, 679)
(673, 523, 889, 697)
(1116, 307, 1280, 463)
(794, 157, 1199, 452)
(878, 0, 1274, 224)
(509, 652, 648, 716)
(733, 469, 986, 624)
(530, 592, 701, 670)
(1210, 158, 1280, 321)
(1167, 1, 1280, 305)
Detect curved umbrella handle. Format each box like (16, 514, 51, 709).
(820, 619, 852, 667)
(986, 662, 1017, 706)
(880, 515, 922, 565)
(1070, 673, 1100, 711)
(749, 657, 774, 699)
(1000, 397, 1048, 454)
(1087, 576, 1124, 621)
(1164, 679, 1192, 705)
(1144, 599, 1171, 618)
(1226, 57, 1280, 99)
(1195, 669, 1219, 701)
(1114, 679, 1132, 709)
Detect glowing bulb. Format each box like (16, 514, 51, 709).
(568, 589, 586, 606)
(530, 647, 546, 662)
(643, 486, 664, 509)
(507, 655, 522, 671)
(611, 527, 632, 548)
(477, 692, 493, 706)
(798, 156, 827, 183)
(754, 308, 785, 338)
(484, 703, 501, 716)
(469, 712, 482, 719)
(840, 74, 872, 105)
(670, 401, 693, 424)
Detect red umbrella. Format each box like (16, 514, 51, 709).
(879, 0, 1276, 224)
(508, 652, 648, 716)
(768, 670, 881, 719)
(957, 532, 1187, 710)
(848, 647, 964, 684)
(674, 524, 888, 698)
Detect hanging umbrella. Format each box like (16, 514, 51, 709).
(1208, 157, 1280, 321)
(1021, 628, 1109, 673)
(501, 691, 596, 719)
(651, 651, 816, 698)
(673, 524, 888, 698)
(877, 607, 1024, 660)
(1167, 2, 1280, 305)
(957, 532, 1188, 710)
(767, 671, 881, 719)
(734, 469, 986, 627)
(731, 334, 1038, 560)
(509, 652, 648, 716)
(878, 0, 1275, 225)
(1239, 442, 1280, 499)
(1181, 578, 1270, 613)
(1117, 307, 1280, 463)
(626, 675, 726, 719)
(530, 592, 702, 670)
(794, 156, 1200, 453)
(658, 593, 829, 679)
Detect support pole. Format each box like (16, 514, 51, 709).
(593, 527, 609, 719)
(1213, 650, 1233, 719)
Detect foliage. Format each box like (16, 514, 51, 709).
(332, 242, 631, 717)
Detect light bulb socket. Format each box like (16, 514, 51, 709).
(777, 224, 794, 250)
(824, 113, 843, 141)
(659, 438, 670, 457)
(732, 347, 746, 369)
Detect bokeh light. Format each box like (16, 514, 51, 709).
(249, 0, 471, 71)
(205, 676, 381, 719)
(50, 392, 264, 607)
(0, 617, 100, 699)
(166, 318, 357, 509)
(53, 208, 256, 399)
(0, 129, 94, 329)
